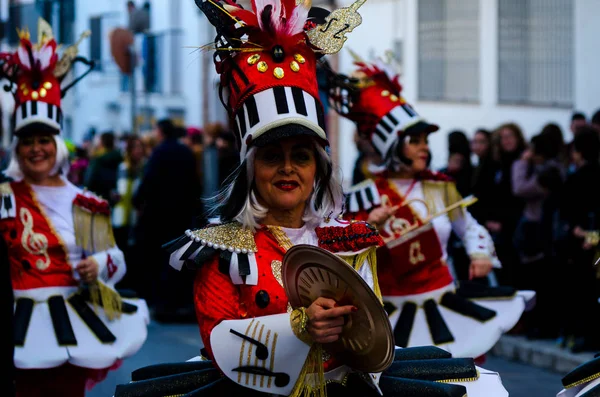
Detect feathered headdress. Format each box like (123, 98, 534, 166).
(195, 0, 366, 161)
(324, 49, 439, 160)
(0, 18, 94, 136)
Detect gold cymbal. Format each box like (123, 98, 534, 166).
(283, 245, 394, 373)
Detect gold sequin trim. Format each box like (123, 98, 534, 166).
(271, 260, 283, 287)
(190, 222, 257, 253)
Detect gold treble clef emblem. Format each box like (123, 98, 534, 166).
(306, 0, 367, 55)
(20, 208, 51, 270)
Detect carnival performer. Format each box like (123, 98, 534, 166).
(0, 18, 149, 397)
(113, 1, 509, 396)
(327, 52, 534, 359)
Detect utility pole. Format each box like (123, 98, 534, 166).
(130, 43, 137, 134)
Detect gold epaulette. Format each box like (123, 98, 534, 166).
(0, 182, 16, 219)
(186, 222, 257, 254)
(0, 182, 13, 195)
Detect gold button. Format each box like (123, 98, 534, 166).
(31, 91, 39, 100)
(290, 61, 300, 72)
(43, 82, 53, 89)
(257, 61, 268, 73)
(381, 90, 390, 97)
(390, 94, 398, 102)
(247, 54, 261, 65)
(40, 88, 47, 98)
(294, 54, 306, 64)
(23, 89, 29, 96)
(273, 67, 284, 79)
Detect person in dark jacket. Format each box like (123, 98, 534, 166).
(84, 131, 123, 204)
(557, 126, 600, 353)
(133, 119, 202, 322)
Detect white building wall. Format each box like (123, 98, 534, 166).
(334, 0, 600, 184)
(68, 0, 224, 143)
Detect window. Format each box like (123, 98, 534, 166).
(89, 17, 103, 71)
(498, 0, 573, 107)
(89, 13, 121, 73)
(7, 0, 75, 45)
(418, 0, 480, 102)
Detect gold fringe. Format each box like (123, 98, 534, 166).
(422, 181, 463, 222)
(73, 206, 117, 253)
(88, 280, 123, 321)
(91, 213, 117, 252)
(73, 205, 93, 252)
(340, 247, 382, 303)
(289, 344, 327, 397)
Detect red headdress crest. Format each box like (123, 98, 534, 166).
(0, 18, 94, 136)
(195, 0, 366, 161)
(325, 50, 439, 160)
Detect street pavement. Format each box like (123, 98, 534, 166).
(89, 321, 565, 397)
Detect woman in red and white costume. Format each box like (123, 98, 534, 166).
(0, 20, 148, 397)
(114, 1, 509, 396)
(328, 54, 534, 359)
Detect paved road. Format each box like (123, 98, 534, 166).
(89, 321, 565, 397)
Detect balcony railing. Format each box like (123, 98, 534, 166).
(120, 29, 184, 96)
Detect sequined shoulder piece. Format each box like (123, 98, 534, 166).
(344, 179, 381, 213)
(163, 222, 260, 286)
(188, 222, 258, 253)
(0, 182, 16, 219)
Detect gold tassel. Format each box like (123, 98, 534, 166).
(88, 280, 123, 321)
(340, 247, 382, 303)
(289, 343, 327, 397)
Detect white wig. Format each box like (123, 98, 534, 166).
(3, 134, 71, 181)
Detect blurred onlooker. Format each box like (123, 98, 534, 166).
(439, 130, 474, 281)
(440, 130, 473, 197)
(540, 122, 567, 165)
(570, 112, 587, 136)
(67, 146, 90, 187)
(591, 108, 600, 132)
(182, 126, 204, 183)
(113, 136, 146, 292)
(216, 128, 239, 185)
(487, 122, 527, 286)
(352, 130, 380, 185)
(202, 122, 226, 198)
(512, 129, 565, 339)
(84, 131, 123, 203)
(557, 126, 600, 352)
(140, 132, 158, 158)
(132, 119, 202, 321)
(469, 128, 498, 225)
